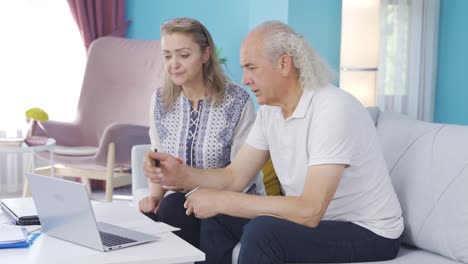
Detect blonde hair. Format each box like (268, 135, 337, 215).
(253, 21, 334, 90)
(160, 17, 226, 109)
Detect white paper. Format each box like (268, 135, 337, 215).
(23, 225, 41, 234)
(0, 224, 27, 244)
(122, 220, 179, 235)
(91, 202, 179, 235)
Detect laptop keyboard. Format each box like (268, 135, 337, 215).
(99, 231, 137, 247)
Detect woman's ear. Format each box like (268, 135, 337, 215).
(203, 46, 211, 63)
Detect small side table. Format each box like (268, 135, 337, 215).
(0, 138, 55, 197)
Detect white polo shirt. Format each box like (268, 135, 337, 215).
(245, 84, 404, 239)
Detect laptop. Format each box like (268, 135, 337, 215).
(26, 173, 158, 252)
(0, 197, 40, 225)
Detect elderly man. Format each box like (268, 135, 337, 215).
(146, 21, 403, 264)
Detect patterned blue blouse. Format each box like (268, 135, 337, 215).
(149, 82, 265, 195)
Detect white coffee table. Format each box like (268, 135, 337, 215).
(0, 202, 205, 264)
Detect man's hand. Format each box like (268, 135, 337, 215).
(145, 151, 187, 191)
(144, 151, 161, 183)
(139, 196, 162, 214)
(184, 189, 224, 219)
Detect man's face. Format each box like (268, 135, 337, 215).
(240, 34, 282, 106)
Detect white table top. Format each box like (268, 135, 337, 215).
(0, 138, 56, 153)
(0, 202, 205, 264)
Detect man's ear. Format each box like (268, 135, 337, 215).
(278, 54, 293, 76)
(203, 46, 211, 63)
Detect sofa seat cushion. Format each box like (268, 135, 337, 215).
(377, 112, 468, 263)
(233, 245, 461, 264)
(380, 246, 463, 264)
(334, 246, 462, 264)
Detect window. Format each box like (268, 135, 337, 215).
(340, 0, 438, 120)
(377, 0, 438, 121)
(378, 1, 410, 98)
(340, 0, 380, 107)
(0, 0, 85, 135)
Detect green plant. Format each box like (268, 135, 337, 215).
(25, 107, 48, 137)
(25, 107, 49, 122)
(216, 48, 228, 65)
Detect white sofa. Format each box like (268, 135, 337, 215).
(353, 107, 468, 264)
(132, 107, 468, 264)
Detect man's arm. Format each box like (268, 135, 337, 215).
(150, 144, 270, 193)
(186, 164, 344, 227)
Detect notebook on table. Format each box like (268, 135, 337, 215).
(0, 197, 40, 225)
(25, 173, 158, 252)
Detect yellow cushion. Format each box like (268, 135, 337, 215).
(262, 159, 282, 196)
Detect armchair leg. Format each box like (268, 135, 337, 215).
(81, 177, 92, 197)
(22, 179, 30, 197)
(105, 142, 116, 202)
(25, 166, 54, 197)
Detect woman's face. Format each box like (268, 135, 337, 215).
(161, 32, 209, 87)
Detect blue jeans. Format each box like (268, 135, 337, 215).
(200, 215, 401, 264)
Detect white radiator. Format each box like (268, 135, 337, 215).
(0, 130, 31, 195)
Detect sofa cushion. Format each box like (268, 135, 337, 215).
(311, 245, 462, 264)
(233, 244, 460, 264)
(262, 158, 282, 196)
(325, 246, 462, 264)
(377, 112, 468, 263)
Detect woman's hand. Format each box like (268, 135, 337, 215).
(139, 195, 162, 214)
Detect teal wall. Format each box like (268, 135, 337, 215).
(289, 0, 342, 84)
(126, 0, 342, 108)
(434, 0, 468, 125)
(127, 0, 293, 107)
(248, 0, 289, 29)
(126, 0, 250, 87)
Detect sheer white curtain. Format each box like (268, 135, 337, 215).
(377, 0, 439, 121)
(0, 0, 85, 195)
(0, 0, 85, 131)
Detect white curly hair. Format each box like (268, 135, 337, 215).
(253, 21, 334, 90)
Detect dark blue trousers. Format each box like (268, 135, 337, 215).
(143, 192, 201, 248)
(200, 214, 401, 264)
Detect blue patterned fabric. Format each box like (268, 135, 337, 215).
(186, 100, 203, 166)
(153, 83, 250, 169)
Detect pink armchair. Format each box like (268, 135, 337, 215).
(30, 36, 162, 202)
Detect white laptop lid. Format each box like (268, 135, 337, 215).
(26, 173, 156, 251)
